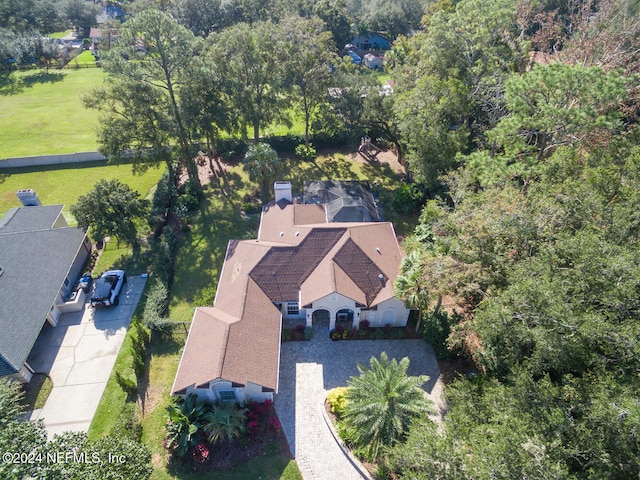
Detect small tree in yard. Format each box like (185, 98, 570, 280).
(243, 143, 282, 203)
(343, 352, 433, 459)
(71, 179, 149, 247)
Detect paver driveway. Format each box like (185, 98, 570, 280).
(274, 326, 444, 480)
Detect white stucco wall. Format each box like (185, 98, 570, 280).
(307, 293, 360, 330)
(361, 297, 410, 327)
(183, 379, 273, 405)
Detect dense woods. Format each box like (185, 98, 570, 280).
(2, 0, 640, 477)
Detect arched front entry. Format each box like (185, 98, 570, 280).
(311, 309, 331, 335)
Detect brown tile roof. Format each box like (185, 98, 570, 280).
(171, 279, 281, 394)
(173, 201, 406, 395)
(221, 279, 281, 390)
(333, 237, 386, 305)
(294, 204, 327, 225)
(171, 306, 235, 394)
(249, 228, 346, 302)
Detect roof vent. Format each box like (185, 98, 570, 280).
(16, 189, 42, 207)
(279, 231, 284, 237)
(376, 247, 381, 254)
(378, 273, 384, 282)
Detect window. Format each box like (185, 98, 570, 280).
(219, 391, 236, 403)
(287, 302, 299, 315)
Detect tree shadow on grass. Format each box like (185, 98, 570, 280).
(21, 70, 65, 88)
(0, 70, 65, 96)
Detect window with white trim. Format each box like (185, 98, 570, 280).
(219, 391, 236, 403)
(286, 302, 299, 315)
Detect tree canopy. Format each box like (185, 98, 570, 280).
(71, 179, 149, 245)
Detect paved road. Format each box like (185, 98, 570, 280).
(26, 277, 146, 437)
(274, 325, 444, 480)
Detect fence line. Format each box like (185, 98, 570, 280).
(0, 152, 107, 169)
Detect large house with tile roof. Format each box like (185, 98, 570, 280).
(0, 204, 91, 382)
(171, 182, 411, 404)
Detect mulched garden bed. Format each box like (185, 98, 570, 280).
(168, 402, 291, 474)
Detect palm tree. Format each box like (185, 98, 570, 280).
(204, 402, 247, 444)
(394, 249, 433, 332)
(243, 143, 282, 203)
(344, 352, 433, 459)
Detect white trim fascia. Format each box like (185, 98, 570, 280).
(170, 307, 201, 395)
(276, 313, 283, 394)
(213, 240, 233, 307)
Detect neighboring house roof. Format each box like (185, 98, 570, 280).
(172, 188, 404, 395)
(0, 206, 87, 376)
(304, 180, 380, 223)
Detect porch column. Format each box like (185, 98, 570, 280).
(353, 310, 360, 329)
(306, 310, 312, 328)
(329, 312, 336, 331)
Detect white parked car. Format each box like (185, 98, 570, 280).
(90, 270, 126, 308)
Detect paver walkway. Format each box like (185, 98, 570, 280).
(26, 277, 146, 437)
(274, 324, 444, 480)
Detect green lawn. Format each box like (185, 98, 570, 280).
(0, 161, 165, 218)
(66, 50, 98, 68)
(48, 30, 73, 39)
(0, 68, 106, 158)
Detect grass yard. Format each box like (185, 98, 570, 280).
(66, 50, 99, 68)
(0, 68, 106, 158)
(0, 161, 165, 218)
(48, 30, 73, 39)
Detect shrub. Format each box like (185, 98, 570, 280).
(422, 310, 461, 359)
(373, 328, 386, 340)
(392, 183, 424, 214)
(263, 440, 280, 456)
(176, 193, 198, 214)
(241, 202, 262, 214)
(148, 171, 174, 234)
(246, 400, 280, 439)
(264, 133, 305, 152)
(295, 143, 317, 161)
(360, 319, 370, 331)
(204, 402, 247, 444)
(142, 280, 173, 333)
(215, 137, 248, 160)
(111, 403, 142, 442)
(115, 371, 137, 396)
(151, 226, 177, 287)
(303, 326, 313, 340)
(192, 443, 210, 463)
(326, 387, 349, 418)
(193, 286, 216, 307)
(282, 329, 293, 342)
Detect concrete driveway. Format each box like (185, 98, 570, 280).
(26, 276, 146, 437)
(274, 327, 444, 480)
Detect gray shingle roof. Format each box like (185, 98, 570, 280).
(304, 181, 380, 223)
(0, 206, 87, 376)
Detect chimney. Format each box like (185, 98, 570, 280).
(16, 189, 42, 206)
(274, 181, 292, 203)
